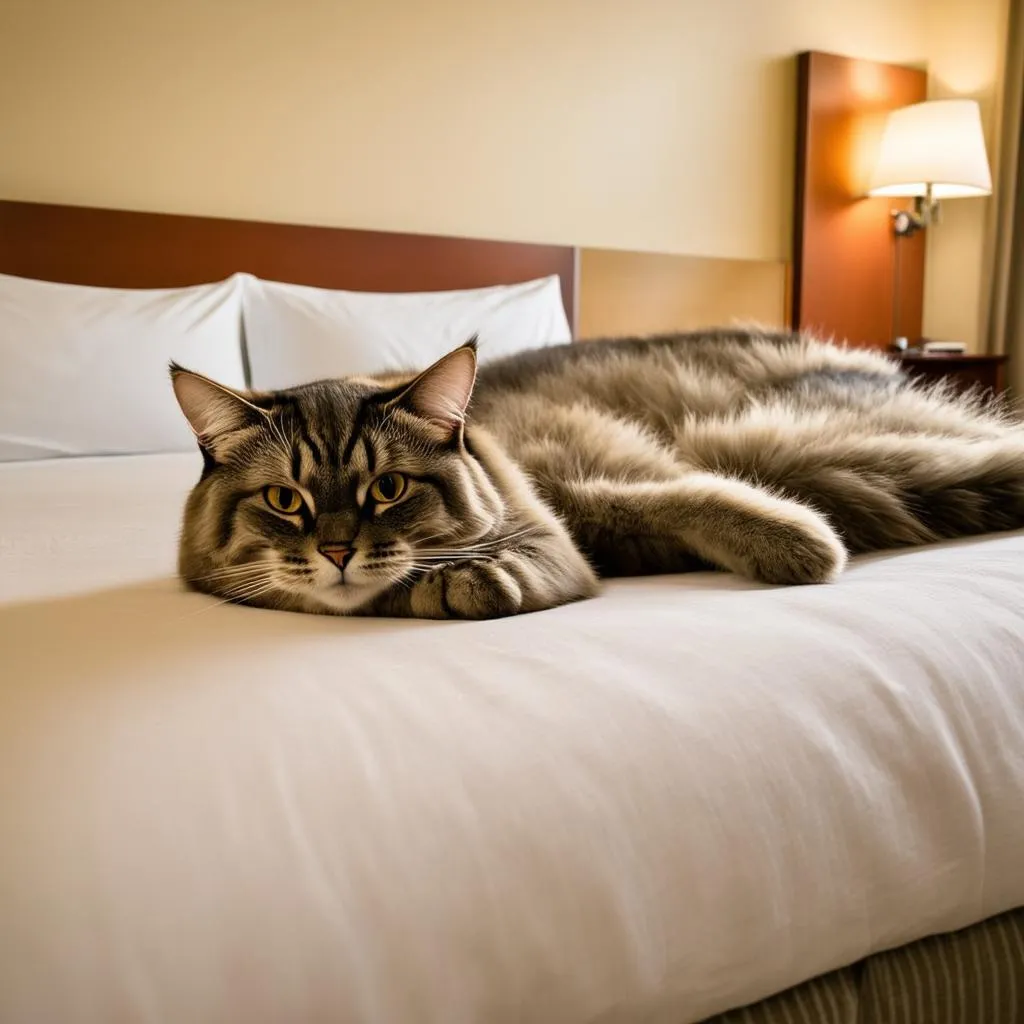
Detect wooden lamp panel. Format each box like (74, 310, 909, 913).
(792, 51, 927, 349)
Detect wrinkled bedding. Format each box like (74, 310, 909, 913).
(2, 453, 1023, 1024)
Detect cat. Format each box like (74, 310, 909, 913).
(171, 328, 1024, 619)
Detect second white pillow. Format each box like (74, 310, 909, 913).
(242, 274, 572, 390)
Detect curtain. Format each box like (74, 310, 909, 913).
(987, 0, 1024, 397)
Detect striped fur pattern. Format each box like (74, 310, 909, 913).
(171, 329, 1024, 619)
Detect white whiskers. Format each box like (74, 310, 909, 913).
(172, 570, 281, 622)
(194, 559, 282, 583)
(410, 524, 540, 565)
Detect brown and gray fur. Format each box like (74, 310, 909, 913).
(171, 329, 1024, 619)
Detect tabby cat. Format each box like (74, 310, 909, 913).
(171, 329, 1024, 619)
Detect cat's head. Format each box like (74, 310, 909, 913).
(171, 341, 503, 614)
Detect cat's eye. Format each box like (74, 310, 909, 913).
(369, 473, 407, 504)
(264, 485, 304, 515)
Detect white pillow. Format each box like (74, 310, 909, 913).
(241, 273, 572, 390)
(0, 273, 245, 462)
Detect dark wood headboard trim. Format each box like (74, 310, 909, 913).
(0, 200, 578, 334)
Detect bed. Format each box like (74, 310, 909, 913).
(1, 201, 1023, 1024)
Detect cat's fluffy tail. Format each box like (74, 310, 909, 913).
(767, 434, 1024, 552)
(909, 437, 1024, 539)
(681, 418, 1024, 553)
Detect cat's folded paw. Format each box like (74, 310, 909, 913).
(745, 507, 848, 586)
(412, 559, 524, 620)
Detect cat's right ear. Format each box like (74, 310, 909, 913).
(170, 364, 265, 444)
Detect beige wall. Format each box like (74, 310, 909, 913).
(0, 0, 931, 261)
(924, 0, 1011, 350)
(0, 0, 1006, 344)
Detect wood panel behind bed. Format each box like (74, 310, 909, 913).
(0, 200, 577, 333)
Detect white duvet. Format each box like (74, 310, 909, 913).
(2, 453, 1023, 1024)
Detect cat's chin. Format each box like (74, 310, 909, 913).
(308, 580, 390, 616)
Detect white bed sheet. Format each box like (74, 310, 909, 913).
(2, 453, 1023, 1024)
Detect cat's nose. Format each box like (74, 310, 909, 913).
(319, 545, 354, 570)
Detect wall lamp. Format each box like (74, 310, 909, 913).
(867, 99, 992, 237)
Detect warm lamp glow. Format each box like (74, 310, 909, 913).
(867, 99, 992, 199)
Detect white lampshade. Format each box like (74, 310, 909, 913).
(867, 99, 992, 199)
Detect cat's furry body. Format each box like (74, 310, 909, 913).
(171, 329, 1024, 619)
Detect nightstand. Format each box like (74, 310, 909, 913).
(895, 352, 1008, 396)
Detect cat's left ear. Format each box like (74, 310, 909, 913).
(389, 338, 478, 442)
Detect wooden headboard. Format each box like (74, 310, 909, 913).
(0, 200, 578, 334)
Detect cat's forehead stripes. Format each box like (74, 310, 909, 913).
(288, 401, 327, 466)
(269, 380, 381, 481)
(361, 433, 377, 474)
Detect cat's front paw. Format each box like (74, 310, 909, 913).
(412, 559, 524, 620)
(745, 507, 848, 586)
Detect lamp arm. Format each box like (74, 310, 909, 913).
(892, 184, 940, 237)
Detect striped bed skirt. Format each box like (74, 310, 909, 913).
(705, 907, 1024, 1024)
